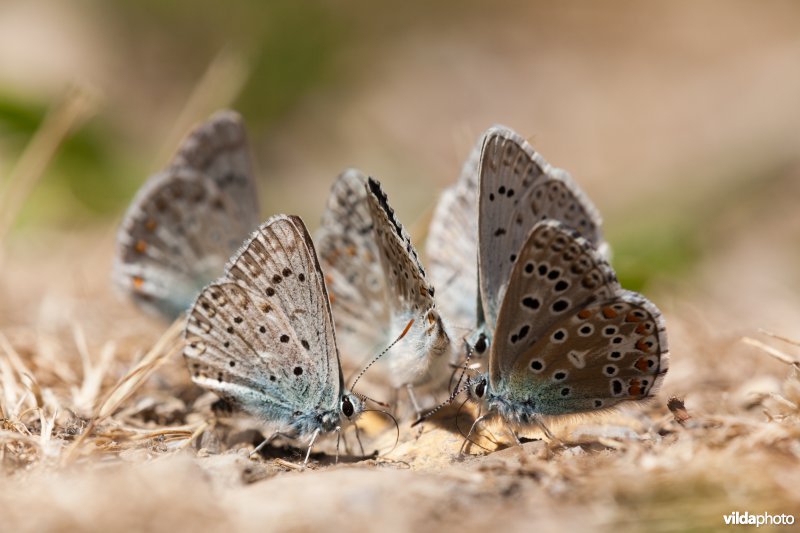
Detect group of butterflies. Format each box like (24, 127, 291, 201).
(113, 110, 669, 462)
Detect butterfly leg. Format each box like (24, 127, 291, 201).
(340, 425, 353, 456)
(390, 387, 400, 416)
(500, 418, 522, 447)
(335, 426, 342, 464)
(405, 384, 423, 418)
(353, 421, 366, 457)
(406, 384, 426, 437)
(459, 412, 489, 456)
(534, 416, 561, 445)
(249, 431, 293, 458)
(303, 428, 322, 467)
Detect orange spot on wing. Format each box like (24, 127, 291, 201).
(578, 309, 592, 319)
(602, 307, 617, 319)
(634, 357, 650, 372)
(635, 339, 651, 352)
(132, 276, 145, 290)
(635, 322, 649, 334)
(626, 312, 642, 322)
(145, 219, 157, 231)
(135, 240, 147, 253)
(628, 379, 642, 396)
(346, 245, 357, 257)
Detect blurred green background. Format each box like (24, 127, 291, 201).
(1, 0, 799, 296)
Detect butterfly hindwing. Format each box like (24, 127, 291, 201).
(317, 169, 390, 357)
(507, 291, 669, 414)
(426, 136, 481, 330)
(172, 110, 260, 222)
(478, 126, 606, 330)
(490, 220, 619, 389)
(186, 282, 299, 416)
(365, 177, 436, 317)
(184, 215, 341, 424)
(364, 177, 451, 388)
(114, 110, 260, 319)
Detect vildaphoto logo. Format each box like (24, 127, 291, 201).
(723, 511, 795, 527)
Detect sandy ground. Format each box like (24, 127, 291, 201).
(1, 186, 800, 532)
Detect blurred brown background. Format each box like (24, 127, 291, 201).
(1, 0, 800, 364)
(0, 0, 800, 286)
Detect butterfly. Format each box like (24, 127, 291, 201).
(427, 125, 609, 360)
(113, 110, 260, 320)
(316, 169, 390, 361)
(460, 220, 668, 441)
(317, 170, 451, 411)
(184, 214, 364, 463)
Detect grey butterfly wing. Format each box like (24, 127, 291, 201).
(478, 126, 607, 331)
(172, 109, 260, 222)
(184, 215, 341, 426)
(490, 220, 619, 390)
(114, 110, 260, 319)
(316, 169, 390, 357)
(426, 136, 480, 330)
(365, 178, 437, 317)
(507, 290, 668, 414)
(365, 177, 451, 387)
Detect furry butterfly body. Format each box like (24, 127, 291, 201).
(318, 171, 451, 398)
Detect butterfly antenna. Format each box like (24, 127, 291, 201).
(411, 376, 474, 427)
(350, 318, 414, 391)
(355, 392, 390, 409)
(449, 339, 475, 393)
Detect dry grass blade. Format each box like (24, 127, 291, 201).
(176, 422, 209, 451)
(742, 336, 800, 365)
(155, 46, 250, 168)
(0, 332, 43, 412)
(71, 325, 117, 416)
(61, 318, 184, 464)
(0, 355, 22, 420)
(97, 317, 184, 419)
(758, 329, 800, 348)
(0, 85, 99, 247)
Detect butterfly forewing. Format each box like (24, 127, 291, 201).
(426, 137, 481, 330)
(478, 126, 606, 330)
(490, 221, 619, 390)
(365, 177, 436, 316)
(317, 169, 390, 357)
(507, 291, 669, 414)
(114, 110, 260, 320)
(173, 110, 260, 222)
(185, 215, 341, 422)
(186, 282, 300, 415)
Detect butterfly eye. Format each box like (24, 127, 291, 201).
(475, 379, 486, 398)
(341, 396, 355, 418)
(474, 334, 487, 354)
